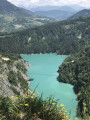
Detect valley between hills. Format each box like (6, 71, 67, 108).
(0, 0, 90, 120)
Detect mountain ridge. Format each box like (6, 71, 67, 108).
(34, 10, 76, 20)
(0, 0, 33, 17)
(69, 9, 90, 19)
(29, 5, 85, 12)
(0, 0, 54, 32)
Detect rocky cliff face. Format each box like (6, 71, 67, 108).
(0, 54, 30, 97)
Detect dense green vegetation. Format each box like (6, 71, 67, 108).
(8, 71, 17, 86)
(0, 16, 90, 54)
(0, 92, 70, 120)
(69, 9, 90, 19)
(58, 46, 90, 119)
(0, 0, 54, 32)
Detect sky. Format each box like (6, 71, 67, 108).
(7, 0, 90, 8)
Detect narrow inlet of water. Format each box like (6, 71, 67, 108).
(22, 53, 78, 119)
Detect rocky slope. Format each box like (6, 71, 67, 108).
(0, 53, 30, 97)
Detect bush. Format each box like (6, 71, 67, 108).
(8, 71, 17, 86)
(0, 92, 70, 120)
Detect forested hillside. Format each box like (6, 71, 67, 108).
(69, 9, 90, 19)
(0, 17, 90, 54)
(58, 46, 90, 119)
(0, 0, 54, 32)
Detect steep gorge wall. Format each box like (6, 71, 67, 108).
(0, 54, 30, 97)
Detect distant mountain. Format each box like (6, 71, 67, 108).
(34, 10, 76, 20)
(69, 4, 86, 11)
(30, 5, 85, 12)
(31, 5, 85, 20)
(30, 5, 75, 12)
(0, 0, 54, 32)
(69, 9, 90, 19)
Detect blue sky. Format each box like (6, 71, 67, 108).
(7, 0, 90, 8)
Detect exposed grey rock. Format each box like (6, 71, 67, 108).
(12, 66, 17, 73)
(24, 61, 31, 69)
(0, 58, 30, 97)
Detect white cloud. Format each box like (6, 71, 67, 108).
(30, 0, 39, 3)
(7, 0, 40, 7)
(78, 0, 90, 8)
(7, 0, 90, 8)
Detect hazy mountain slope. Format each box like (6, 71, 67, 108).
(0, 0, 33, 17)
(0, 17, 90, 55)
(69, 9, 90, 19)
(58, 46, 90, 119)
(32, 5, 77, 20)
(30, 5, 84, 12)
(34, 10, 76, 20)
(30, 5, 85, 20)
(69, 4, 86, 11)
(0, 0, 54, 32)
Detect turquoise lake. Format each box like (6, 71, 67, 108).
(22, 53, 78, 119)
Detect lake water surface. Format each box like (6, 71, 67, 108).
(22, 53, 78, 119)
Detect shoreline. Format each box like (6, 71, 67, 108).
(21, 52, 68, 56)
(24, 61, 32, 69)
